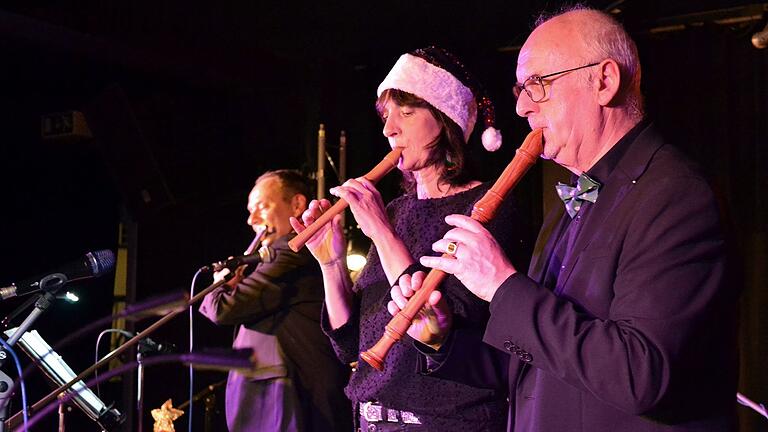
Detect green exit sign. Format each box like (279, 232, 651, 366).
(41, 111, 92, 140)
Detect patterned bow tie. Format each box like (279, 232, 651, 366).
(555, 173, 601, 218)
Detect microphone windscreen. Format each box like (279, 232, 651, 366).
(89, 250, 116, 276)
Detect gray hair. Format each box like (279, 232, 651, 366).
(535, 5, 644, 120)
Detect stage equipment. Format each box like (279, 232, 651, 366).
(5, 255, 272, 430)
(339, 130, 347, 229)
(177, 380, 225, 432)
(198, 245, 275, 274)
(20, 349, 254, 430)
(317, 124, 327, 200)
(0, 250, 115, 301)
(4, 328, 123, 431)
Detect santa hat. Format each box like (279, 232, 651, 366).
(377, 46, 502, 151)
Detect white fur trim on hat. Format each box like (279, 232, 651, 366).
(377, 53, 477, 142)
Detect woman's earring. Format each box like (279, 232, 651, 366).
(445, 154, 457, 172)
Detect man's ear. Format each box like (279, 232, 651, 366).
(595, 59, 622, 106)
(291, 194, 308, 217)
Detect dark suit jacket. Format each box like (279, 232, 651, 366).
(200, 233, 352, 432)
(483, 123, 738, 431)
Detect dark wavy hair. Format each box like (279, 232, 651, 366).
(376, 88, 476, 194)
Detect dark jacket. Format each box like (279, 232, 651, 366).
(483, 123, 738, 431)
(200, 233, 352, 431)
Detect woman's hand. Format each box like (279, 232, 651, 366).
(330, 178, 392, 242)
(290, 199, 346, 266)
(388, 271, 453, 349)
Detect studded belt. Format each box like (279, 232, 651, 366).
(359, 401, 421, 425)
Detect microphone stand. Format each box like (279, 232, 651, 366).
(0, 371, 13, 432)
(135, 338, 166, 432)
(136, 352, 144, 432)
(177, 379, 225, 432)
(5, 276, 231, 430)
(0, 274, 67, 432)
(57, 394, 67, 432)
(0, 296, 39, 330)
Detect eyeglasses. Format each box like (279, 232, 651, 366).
(513, 62, 600, 103)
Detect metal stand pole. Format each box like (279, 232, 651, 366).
(57, 394, 66, 432)
(339, 130, 347, 229)
(177, 380, 224, 432)
(317, 123, 326, 199)
(136, 353, 144, 432)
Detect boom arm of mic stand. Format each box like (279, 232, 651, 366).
(0, 277, 67, 431)
(1, 295, 39, 330)
(4, 277, 231, 430)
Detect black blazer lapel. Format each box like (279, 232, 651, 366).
(556, 124, 667, 287)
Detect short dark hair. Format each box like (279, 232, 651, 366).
(255, 169, 313, 204)
(376, 89, 475, 194)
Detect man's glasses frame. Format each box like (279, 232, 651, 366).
(513, 62, 600, 103)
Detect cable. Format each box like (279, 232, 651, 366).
(0, 337, 28, 431)
(188, 268, 203, 432)
(93, 328, 134, 398)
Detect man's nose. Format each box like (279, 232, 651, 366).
(515, 92, 537, 118)
(247, 211, 261, 226)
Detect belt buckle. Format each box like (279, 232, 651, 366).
(386, 408, 398, 422)
(401, 410, 420, 424)
(359, 402, 421, 425)
(361, 401, 383, 422)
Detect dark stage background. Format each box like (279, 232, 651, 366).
(0, 1, 765, 430)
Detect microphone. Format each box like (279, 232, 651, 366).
(752, 23, 768, 49)
(137, 335, 177, 355)
(200, 246, 276, 273)
(0, 250, 116, 300)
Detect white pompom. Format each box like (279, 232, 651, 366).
(481, 127, 502, 152)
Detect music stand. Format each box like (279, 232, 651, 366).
(3, 328, 123, 431)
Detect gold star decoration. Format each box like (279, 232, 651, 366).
(151, 399, 184, 432)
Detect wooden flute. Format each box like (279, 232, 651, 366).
(288, 147, 403, 253)
(360, 128, 543, 371)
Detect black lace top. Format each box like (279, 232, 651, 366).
(322, 182, 531, 430)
